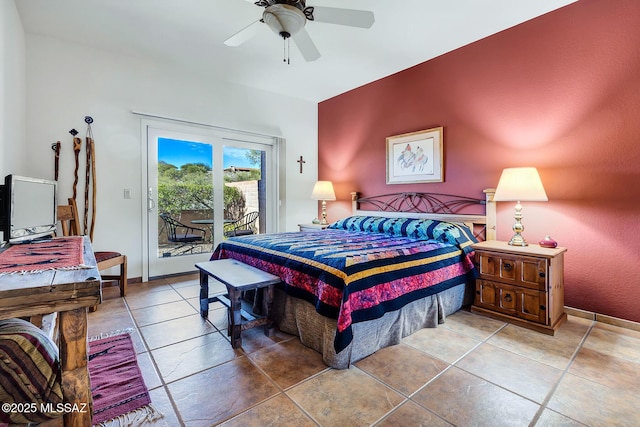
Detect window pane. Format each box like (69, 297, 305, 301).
(157, 138, 213, 257)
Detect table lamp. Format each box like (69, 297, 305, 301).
(493, 167, 548, 246)
(311, 181, 336, 225)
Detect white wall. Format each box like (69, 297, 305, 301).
(23, 33, 318, 279)
(0, 1, 27, 179)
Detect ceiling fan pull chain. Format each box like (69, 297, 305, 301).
(283, 36, 290, 64)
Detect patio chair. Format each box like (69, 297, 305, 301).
(224, 211, 259, 237)
(159, 213, 207, 254)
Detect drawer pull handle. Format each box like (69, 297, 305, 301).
(540, 305, 546, 311)
(539, 271, 546, 278)
(476, 290, 480, 295)
(504, 294, 513, 303)
(503, 263, 513, 272)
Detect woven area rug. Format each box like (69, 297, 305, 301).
(0, 236, 85, 275)
(89, 332, 163, 426)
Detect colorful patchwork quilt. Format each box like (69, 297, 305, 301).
(211, 220, 478, 353)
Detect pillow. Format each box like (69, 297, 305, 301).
(403, 219, 478, 254)
(328, 215, 478, 253)
(327, 215, 390, 233)
(0, 318, 63, 424)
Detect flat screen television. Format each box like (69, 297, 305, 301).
(0, 175, 58, 244)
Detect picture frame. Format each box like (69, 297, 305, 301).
(386, 126, 444, 184)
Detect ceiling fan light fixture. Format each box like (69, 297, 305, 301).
(263, 4, 306, 39)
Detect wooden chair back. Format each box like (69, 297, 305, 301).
(56, 198, 128, 300)
(57, 199, 82, 237)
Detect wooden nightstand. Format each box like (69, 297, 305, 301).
(471, 240, 567, 335)
(298, 223, 329, 232)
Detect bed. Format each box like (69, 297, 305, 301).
(211, 189, 496, 368)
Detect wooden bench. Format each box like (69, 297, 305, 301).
(195, 259, 280, 349)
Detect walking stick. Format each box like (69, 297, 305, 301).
(89, 139, 97, 241)
(69, 129, 81, 202)
(83, 136, 91, 235)
(51, 141, 61, 181)
(85, 116, 97, 241)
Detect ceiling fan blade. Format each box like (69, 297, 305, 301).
(293, 28, 321, 62)
(224, 19, 263, 47)
(310, 7, 375, 29)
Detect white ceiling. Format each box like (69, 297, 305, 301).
(16, 0, 577, 103)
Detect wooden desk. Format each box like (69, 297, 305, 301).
(0, 236, 101, 427)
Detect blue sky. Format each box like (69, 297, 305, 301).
(158, 138, 258, 169)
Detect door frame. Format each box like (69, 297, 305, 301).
(139, 118, 280, 281)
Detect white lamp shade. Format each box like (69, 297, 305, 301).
(493, 167, 548, 202)
(311, 181, 336, 201)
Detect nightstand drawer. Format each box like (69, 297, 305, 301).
(475, 280, 547, 324)
(477, 252, 547, 290)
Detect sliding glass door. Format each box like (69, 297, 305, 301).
(145, 124, 273, 278)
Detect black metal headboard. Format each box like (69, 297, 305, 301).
(352, 192, 484, 214)
(350, 189, 496, 240)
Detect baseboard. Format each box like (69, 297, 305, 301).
(565, 306, 640, 333)
(564, 306, 595, 320)
(101, 276, 142, 287)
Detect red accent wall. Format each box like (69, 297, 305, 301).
(318, 0, 640, 322)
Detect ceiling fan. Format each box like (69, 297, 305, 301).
(224, 0, 375, 62)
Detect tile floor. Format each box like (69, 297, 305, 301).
(89, 275, 640, 427)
